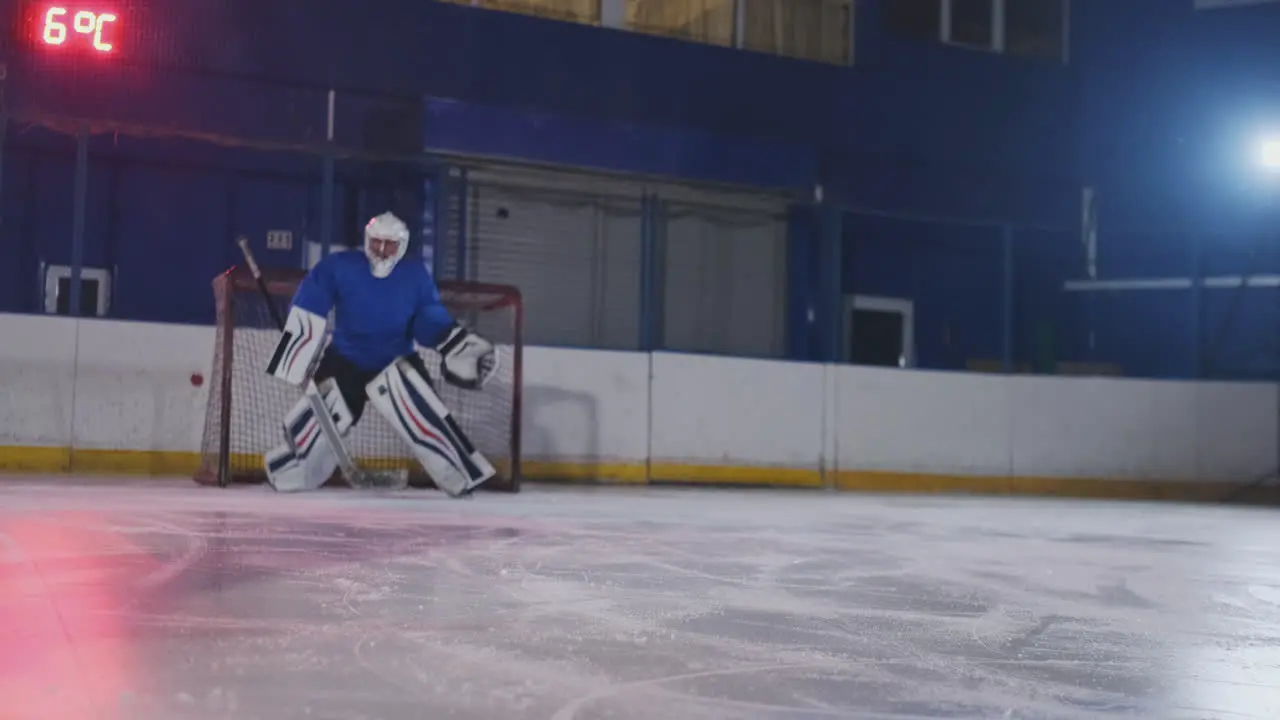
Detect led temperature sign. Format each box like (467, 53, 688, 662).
(39, 6, 117, 52)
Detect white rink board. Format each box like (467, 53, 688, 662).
(649, 352, 826, 470)
(0, 312, 1275, 487)
(72, 319, 214, 453)
(0, 314, 77, 448)
(1008, 376, 1200, 481)
(1194, 381, 1278, 480)
(834, 366, 1013, 477)
(521, 346, 650, 466)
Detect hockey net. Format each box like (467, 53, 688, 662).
(194, 266, 523, 492)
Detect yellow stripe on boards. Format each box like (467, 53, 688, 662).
(832, 470, 1250, 504)
(0, 445, 1267, 505)
(648, 462, 824, 488)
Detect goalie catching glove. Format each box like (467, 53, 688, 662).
(435, 323, 498, 390)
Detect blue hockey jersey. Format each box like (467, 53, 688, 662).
(291, 251, 455, 371)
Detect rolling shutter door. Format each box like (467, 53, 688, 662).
(437, 163, 790, 356)
(444, 169, 644, 350)
(663, 204, 788, 358)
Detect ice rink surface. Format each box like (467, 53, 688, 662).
(1, 478, 1278, 720)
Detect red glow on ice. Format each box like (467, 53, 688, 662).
(39, 6, 118, 52)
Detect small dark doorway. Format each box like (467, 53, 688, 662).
(850, 309, 904, 366)
(845, 296, 913, 368)
(45, 266, 111, 317)
(55, 277, 102, 316)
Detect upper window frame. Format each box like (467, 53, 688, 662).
(886, 0, 1070, 65)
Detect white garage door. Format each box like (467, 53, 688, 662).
(662, 203, 788, 358)
(438, 163, 790, 356)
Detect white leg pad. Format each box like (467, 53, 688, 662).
(264, 381, 353, 493)
(366, 358, 496, 497)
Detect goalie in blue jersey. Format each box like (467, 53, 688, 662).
(261, 211, 498, 497)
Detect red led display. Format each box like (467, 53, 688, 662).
(36, 5, 118, 52)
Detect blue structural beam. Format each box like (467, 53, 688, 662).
(785, 205, 816, 361)
(1189, 232, 1202, 380)
(320, 91, 336, 260)
(419, 163, 457, 278)
(819, 204, 844, 363)
(638, 194, 665, 351)
(68, 126, 89, 317)
(319, 153, 335, 258)
(454, 168, 469, 280)
(784, 202, 844, 363)
(421, 166, 440, 275)
(0, 108, 7, 231)
(1002, 225, 1014, 372)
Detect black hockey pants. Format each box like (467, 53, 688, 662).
(312, 348, 432, 427)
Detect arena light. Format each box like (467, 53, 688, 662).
(1258, 137, 1280, 171)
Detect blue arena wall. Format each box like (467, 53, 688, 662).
(1069, 0, 1280, 380)
(0, 0, 1076, 203)
(0, 0, 1075, 350)
(0, 0, 1275, 380)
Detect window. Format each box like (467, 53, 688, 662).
(947, 0, 996, 49)
(1005, 0, 1065, 60)
(882, 0, 1067, 62)
(439, 0, 602, 25)
(882, 0, 941, 42)
(1195, 0, 1280, 8)
(44, 265, 112, 317)
(741, 0, 852, 65)
(441, 0, 855, 64)
(627, 0, 735, 47)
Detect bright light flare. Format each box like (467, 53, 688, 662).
(1259, 138, 1280, 170)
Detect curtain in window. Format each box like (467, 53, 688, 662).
(948, 0, 993, 48)
(1005, 0, 1063, 60)
(441, 0, 602, 25)
(882, 0, 940, 42)
(626, 0, 735, 47)
(742, 0, 850, 64)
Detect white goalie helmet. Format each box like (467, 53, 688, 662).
(364, 211, 410, 278)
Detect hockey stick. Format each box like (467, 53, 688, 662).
(236, 236, 286, 330)
(235, 238, 400, 490)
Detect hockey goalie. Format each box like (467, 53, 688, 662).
(261, 211, 499, 497)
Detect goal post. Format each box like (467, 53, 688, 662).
(194, 265, 523, 493)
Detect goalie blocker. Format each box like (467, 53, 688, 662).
(263, 305, 497, 496)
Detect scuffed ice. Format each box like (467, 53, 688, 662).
(0, 478, 1278, 719)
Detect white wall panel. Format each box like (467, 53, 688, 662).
(0, 313, 1275, 491)
(834, 366, 1013, 476)
(0, 314, 77, 448)
(649, 352, 824, 469)
(1194, 381, 1277, 481)
(1009, 376, 1199, 480)
(71, 320, 214, 453)
(522, 346, 650, 465)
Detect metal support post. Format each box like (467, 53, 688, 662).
(69, 125, 89, 316)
